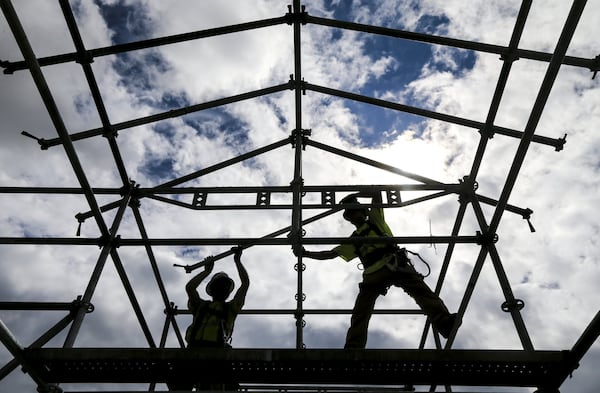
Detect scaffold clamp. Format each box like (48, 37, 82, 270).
(290, 128, 311, 149)
(74, 50, 94, 65)
(501, 299, 525, 312)
(21, 130, 49, 150)
(555, 133, 567, 152)
(522, 208, 536, 232)
(285, 4, 308, 25)
(164, 302, 178, 317)
(476, 230, 499, 245)
(458, 176, 478, 204)
(70, 296, 94, 315)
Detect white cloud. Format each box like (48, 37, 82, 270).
(1, 1, 599, 392)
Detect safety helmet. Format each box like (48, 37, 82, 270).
(206, 272, 234, 297)
(340, 195, 366, 221)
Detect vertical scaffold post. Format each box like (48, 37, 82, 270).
(290, 0, 305, 349)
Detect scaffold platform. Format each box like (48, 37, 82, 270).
(24, 348, 575, 390)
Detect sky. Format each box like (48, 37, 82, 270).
(0, 0, 599, 392)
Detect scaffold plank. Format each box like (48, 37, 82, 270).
(24, 348, 572, 389)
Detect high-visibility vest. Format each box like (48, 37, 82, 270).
(351, 220, 398, 269)
(186, 301, 234, 347)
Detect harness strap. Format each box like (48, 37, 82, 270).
(188, 302, 231, 345)
(352, 220, 398, 267)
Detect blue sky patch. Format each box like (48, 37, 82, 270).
(314, 1, 479, 147)
(139, 156, 175, 182)
(415, 14, 450, 35)
(93, 0, 155, 44)
(181, 108, 250, 146)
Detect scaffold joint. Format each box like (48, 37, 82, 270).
(1, 59, 14, 74)
(476, 230, 498, 245)
(164, 302, 179, 316)
(0, 59, 27, 75)
(119, 179, 138, 196)
(290, 128, 311, 149)
(288, 74, 307, 94)
(479, 125, 495, 139)
(458, 176, 478, 204)
(70, 295, 94, 315)
(294, 312, 306, 329)
(287, 74, 296, 89)
(101, 234, 122, 248)
(128, 196, 141, 209)
(522, 208, 536, 232)
(500, 50, 520, 63)
(74, 50, 94, 65)
(554, 133, 567, 152)
(21, 130, 50, 150)
(285, 4, 308, 25)
(102, 125, 118, 139)
(501, 299, 525, 312)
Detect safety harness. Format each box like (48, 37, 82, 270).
(352, 220, 430, 277)
(351, 220, 401, 268)
(186, 301, 233, 347)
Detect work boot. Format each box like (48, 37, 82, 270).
(437, 313, 459, 338)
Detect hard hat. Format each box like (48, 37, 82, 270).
(206, 272, 234, 296)
(340, 195, 366, 220)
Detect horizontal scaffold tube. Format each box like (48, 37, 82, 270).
(0, 235, 482, 246)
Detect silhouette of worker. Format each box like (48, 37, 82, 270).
(297, 191, 457, 349)
(169, 248, 249, 391)
(185, 248, 249, 348)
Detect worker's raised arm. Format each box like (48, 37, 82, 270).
(232, 248, 249, 304)
(185, 261, 214, 305)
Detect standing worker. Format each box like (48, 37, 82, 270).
(296, 191, 457, 349)
(169, 247, 249, 390)
(185, 247, 249, 348)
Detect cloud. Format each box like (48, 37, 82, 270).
(1, 1, 599, 392)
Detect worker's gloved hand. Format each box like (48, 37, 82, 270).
(204, 257, 215, 272)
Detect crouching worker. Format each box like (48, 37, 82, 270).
(296, 191, 458, 349)
(169, 247, 249, 391)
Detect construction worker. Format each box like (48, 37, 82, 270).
(169, 247, 249, 391)
(184, 247, 249, 348)
(296, 191, 457, 349)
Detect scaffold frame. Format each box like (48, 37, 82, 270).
(1, 0, 599, 392)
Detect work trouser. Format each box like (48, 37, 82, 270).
(344, 263, 450, 349)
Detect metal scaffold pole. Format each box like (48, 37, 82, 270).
(290, 0, 307, 350)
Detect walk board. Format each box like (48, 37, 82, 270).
(24, 348, 573, 389)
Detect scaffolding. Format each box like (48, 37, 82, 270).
(1, 0, 599, 392)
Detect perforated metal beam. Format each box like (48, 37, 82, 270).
(24, 348, 573, 390)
